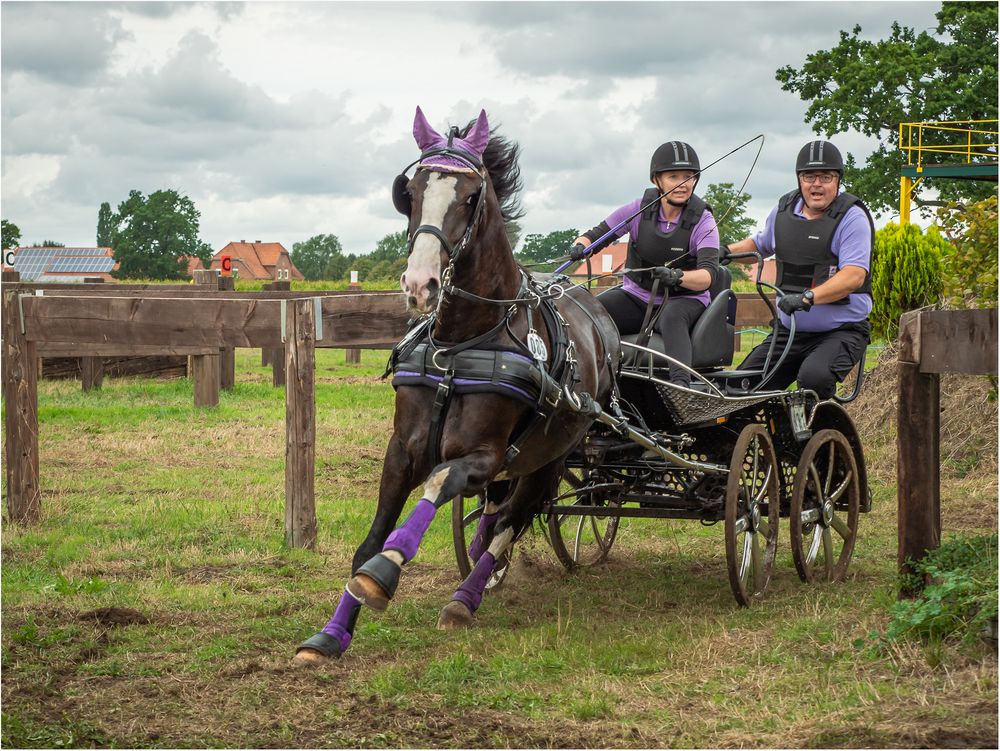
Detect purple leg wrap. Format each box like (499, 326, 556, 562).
(451, 551, 496, 613)
(320, 589, 361, 653)
(383, 498, 437, 562)
(468, 511, 499, 563)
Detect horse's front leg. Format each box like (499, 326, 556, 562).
(348, 450, 501, 612)
(292, 434, 418, 666)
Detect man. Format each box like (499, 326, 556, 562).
(572, 141, 720, 387)
(725, 140, 873, 398)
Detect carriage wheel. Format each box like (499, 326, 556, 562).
(790, 429, 860, 583)
(725, 424, 780, 607)
(547, 466, 620, 570)
(452, 494, 512, 590)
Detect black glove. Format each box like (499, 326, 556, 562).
(651, 266, 685, 288)
(719, 245, 732, 264)
(778, 291, 814, 315)
(569, 243, 589, 261)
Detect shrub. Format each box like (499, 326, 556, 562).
(889, 534, 998, 645)
(869, 222, 947, 339)
(937, 196, 999, 310)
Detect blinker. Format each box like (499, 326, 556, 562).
(392, 174, 411, 215)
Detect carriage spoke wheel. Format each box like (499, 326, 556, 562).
(790, 429, 860, 583)
(547, 466, 620, 570)
(725, 424, 780, 607)
(452, 494, 512, 590)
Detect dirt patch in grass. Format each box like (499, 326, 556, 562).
(78, 607, 151, 627)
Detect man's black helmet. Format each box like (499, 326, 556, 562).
(650, 141, 700, 179)
(795, 140, 844, 175)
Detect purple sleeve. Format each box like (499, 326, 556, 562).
(752, 206, 780, 258)
(831, 206, 872, 270)
(690, 209, 720, 255)
(604, 200, 643, 241)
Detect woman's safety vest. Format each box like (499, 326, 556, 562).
(626, 189, 711, 294)
(773, 190, 873, 305)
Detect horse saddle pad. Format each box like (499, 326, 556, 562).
(391, 343, 544, 406)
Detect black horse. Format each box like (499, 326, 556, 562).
(294, 108, 620, 665)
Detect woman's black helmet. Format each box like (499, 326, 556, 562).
(795, 140, 844, 175)
(650, 141, 700, 179)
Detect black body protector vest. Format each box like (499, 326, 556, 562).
(626, 189, 711, 294)
(774, 190, 874, 305)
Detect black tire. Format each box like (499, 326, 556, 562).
(546, 466, 621, 570)
(790, 429, 860, 583)
(725, 424, 780, 607)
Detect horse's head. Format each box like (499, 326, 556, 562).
(394, 107, 492, 315)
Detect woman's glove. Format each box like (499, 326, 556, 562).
(651, 266, 684, 288)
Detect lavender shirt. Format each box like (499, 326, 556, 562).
(753, 197, 873, 332)
(603, 199, 720, 307)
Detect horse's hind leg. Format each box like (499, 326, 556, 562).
(438, 465, 561, 629)
(467, 480, 511, 563)
(438, 524, 515, 629)
(349, 452, 500, 613)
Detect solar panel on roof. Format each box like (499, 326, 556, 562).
(49, 257, 115, 273)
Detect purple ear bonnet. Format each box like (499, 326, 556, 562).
(413, 106, 489, 172)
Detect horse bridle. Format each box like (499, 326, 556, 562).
(392, 131, 489, 267)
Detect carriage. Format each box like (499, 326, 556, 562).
(453, 257, 871, 607)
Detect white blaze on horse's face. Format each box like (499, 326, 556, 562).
(401, 171, 458, 314)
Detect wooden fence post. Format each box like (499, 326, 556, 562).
(2, 290, 41, 523)
(262, 280, 290, 383)
(285, 298, 317, 548)
(80, 356, 104, 391)
(218, 275, 236, 390)
(345, 279, 362, 364)
(896, 308, 997, 596)
(191, 353, 220, 407)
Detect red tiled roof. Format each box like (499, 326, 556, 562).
(567, 242, 628, 277)
(211, 241, 303, 280)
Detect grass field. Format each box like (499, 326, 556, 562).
(1, 347, 996, 748)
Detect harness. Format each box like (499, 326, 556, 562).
(388, 138, 621, 469)
(387, 271, 583, 468)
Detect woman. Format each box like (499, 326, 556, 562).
(573, 141, 721, 387)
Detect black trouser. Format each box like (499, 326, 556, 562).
(597, 287, 705, 386)
(738, 320, 870, 398)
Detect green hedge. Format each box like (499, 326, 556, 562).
(870, 222, 948, 339)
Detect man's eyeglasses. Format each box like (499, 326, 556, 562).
(799, 172, 837, 185)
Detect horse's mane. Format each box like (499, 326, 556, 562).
(458, 119, 525, 223)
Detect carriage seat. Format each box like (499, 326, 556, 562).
(621, 265, 736, 371)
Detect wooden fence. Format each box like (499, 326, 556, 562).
(897, 307, 998, 592)
(2, 287, 410, 546)
(1, 279, 777, 547)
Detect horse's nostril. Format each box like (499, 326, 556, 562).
(427, 278, 440, 294)
(408, 295, 418, 308)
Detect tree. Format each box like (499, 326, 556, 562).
(291, 234, 344, 280)
(110, 189, 213, 280)
(30, 240, 65, 247)
(702, 182, 755, 249)
(97, 202, 114, 247)
(369, 231, 408, 264)
(505, 218, 523, 251)
(775, 2, 998, 215)
(2, 219, 21, 250)
(516, 229, 579, 265)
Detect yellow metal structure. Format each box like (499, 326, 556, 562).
(898, 119, 999, 223)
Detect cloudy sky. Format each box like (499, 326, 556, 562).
(2, 0, 941, 254)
